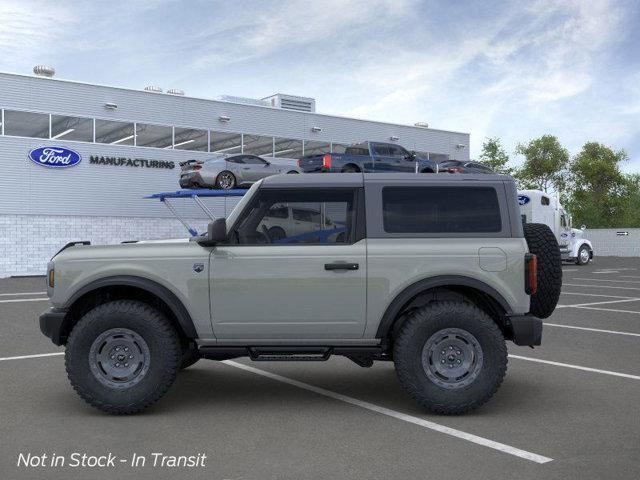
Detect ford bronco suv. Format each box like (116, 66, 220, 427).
(40, 173, 562, 415)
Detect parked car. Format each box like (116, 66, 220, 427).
(438, 159, 494, 174)
(298, 141, 438, 174)
(40, 173, 562, 415)
(179, 154, 301, 189)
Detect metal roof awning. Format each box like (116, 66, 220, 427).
(145, 189, 247, 236)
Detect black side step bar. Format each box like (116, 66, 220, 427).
(198, 346, 385, 364)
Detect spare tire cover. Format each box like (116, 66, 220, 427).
(523, 222, 562, 319)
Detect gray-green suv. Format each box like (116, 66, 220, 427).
(40, 173, 562, 415)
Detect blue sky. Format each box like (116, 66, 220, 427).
(1, 0, 639, 171)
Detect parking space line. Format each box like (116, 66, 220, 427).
(570, 306, 640, 315)
(544, 323, 640, 337)
(561, 291, 638, 299)
(563, 283, 640, 291)
(557, 298, 640, 308)
(222, 360, 553, 464)
(571, 278, 640, 285)
(618, 275, 640, 279)
(0, 298, 49, 304)
(0, 292, 47, 296)
(0, 352, 63, 362)
(509, 355, 640, 380)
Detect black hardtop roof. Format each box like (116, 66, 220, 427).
(260, 172, 514, 188)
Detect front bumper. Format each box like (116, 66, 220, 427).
(508, 314, 542, 346)
(39, 308, 68, 346)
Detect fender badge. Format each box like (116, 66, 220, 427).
(193, 263, 205, 273)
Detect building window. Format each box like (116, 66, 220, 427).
(3, 110, 49, 139)
(273, 137, 303, 158)
(331, 143, 349, 154)
(382, 186, 502, 234)
(95, 119, 135, 145)
(243, 134, 274, 156)
(135, 123, 173, 148)
(210, 131, 242, 154)
(173, 127, 208, 151)
(50, 114, 94, 142)
(303, 140, 331, 156)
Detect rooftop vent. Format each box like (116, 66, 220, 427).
(217, 95, 270, 107)
(262, 93, 316, 113)
(144, 85, 163, 93)
(167, 88, 185, 96)
(33, 65, 55, 78)
(414, 122, 429, 128)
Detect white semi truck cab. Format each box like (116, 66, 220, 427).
(518, 189, 594, 265)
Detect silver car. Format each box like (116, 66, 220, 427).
(179, 154, 301, 189)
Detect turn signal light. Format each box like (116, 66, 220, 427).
(48, 269, 55, 288)
(525, 254, 537, 295)
(322, 153, 331, 169)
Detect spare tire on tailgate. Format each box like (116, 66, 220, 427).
(523, 223, 562, 319)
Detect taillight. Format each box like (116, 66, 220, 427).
(297, 159, 301, 167)
(525, 253, 537, 295)
(192, 164, 202, 170)
(446, 167, 464, 173)
(322, 153, 331, 169)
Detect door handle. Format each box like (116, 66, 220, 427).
(324, 262, 359, 271)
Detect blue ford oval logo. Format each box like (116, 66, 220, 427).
(517, 195, 530, 206)
(28, 146, 82, 168)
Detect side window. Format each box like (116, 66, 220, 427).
(233, 189, 356, 245)
(243, 155, 267, 165)
(561, 215, 567, 227)
(382, 186, 502, 233)
(227, 156, 244, 164)
(388, 145, 407, 157)
(541, 196, 550, 206)
(373, 144, 390, 156)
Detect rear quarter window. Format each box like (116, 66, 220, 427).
(382, 186, 502, 233)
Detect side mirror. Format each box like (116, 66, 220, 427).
(581, 224, 586, 230)
(202, 218, 227, 245)
(264, 160, 271, 166)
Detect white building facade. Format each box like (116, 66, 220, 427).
(0, 71, 470, 277)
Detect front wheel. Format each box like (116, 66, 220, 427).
(576, 245, 591, 265)
(65, 300, 182, 414)
(394, 301, 507, 415)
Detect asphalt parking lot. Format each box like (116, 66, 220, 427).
(1, 257, 639, 480)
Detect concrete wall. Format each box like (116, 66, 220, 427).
(583, 229, 640, 257)
(0, 198, 241, 277)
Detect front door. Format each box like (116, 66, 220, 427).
(209, 187, 367, 339)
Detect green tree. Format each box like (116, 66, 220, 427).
(478, 137, 513, 175)
(566, 142, 628, 228)
(620, 174, 640, 228)
(514, 135, 569, 193)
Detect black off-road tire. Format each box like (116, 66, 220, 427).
(394, 302, 507, 415)
(65, 300, 182, 414)
(180, 344, 201, 370)
(523, 222, 562, 318)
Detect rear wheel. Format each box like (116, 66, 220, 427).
(394, 301, 507, 415)
(65, 300, 181, 414)
(576, 245, 591, 265)
(523, 223, 562, 318)
(215, 171, 236, 189)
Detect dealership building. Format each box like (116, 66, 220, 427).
(0, 68, 470, 277)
